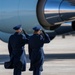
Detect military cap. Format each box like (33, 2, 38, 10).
(13, 25, 22, 30)
(33, 26, 41, 31)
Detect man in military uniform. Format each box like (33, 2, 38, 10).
(28, 26, 50, 75)
(8, 25, 28, 75)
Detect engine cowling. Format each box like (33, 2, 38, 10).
(37, 0, 75, 30)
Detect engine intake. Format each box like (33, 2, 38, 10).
(37, 0, 75, 30)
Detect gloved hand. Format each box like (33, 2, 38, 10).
(41, 30, 45, 34)
(41, 30, 48, 38)
(22, 29, 26, 34)
(22, 29, 29, 38)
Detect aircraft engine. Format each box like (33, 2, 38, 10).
(0, 0, 75, 37)
(37, 0, 75, 30)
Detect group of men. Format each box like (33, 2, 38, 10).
(6, 25, 50, 75)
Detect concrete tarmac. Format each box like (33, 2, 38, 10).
(0, 36, 75, 75)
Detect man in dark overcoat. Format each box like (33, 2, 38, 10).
(8, 25, 28, 75)
(28, 26, 50, 75)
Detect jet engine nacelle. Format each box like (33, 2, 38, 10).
(0, 0, 75, 33)
(37, 0, 75, 30)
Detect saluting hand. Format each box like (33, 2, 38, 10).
(22, 29, 26, 34)
(41, 30, 45, 34)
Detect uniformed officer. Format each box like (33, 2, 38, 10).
(28, 26, 50, 75)
(8, 25, 28, 75)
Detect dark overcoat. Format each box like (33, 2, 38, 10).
(28, 33, 50, 71)
(8, 32, 28, 71)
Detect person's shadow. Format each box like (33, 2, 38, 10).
(0, 53, 75, 65)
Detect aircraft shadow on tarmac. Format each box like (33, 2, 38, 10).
(0, 53, 75, 65)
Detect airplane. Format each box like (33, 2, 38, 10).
(0, 0, 75, 42)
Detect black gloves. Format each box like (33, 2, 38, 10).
(41, 30, 47, 35)
(22, 29, 29, 38)
(22, 29, 26, 34)
(41, 30, 45, 34)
